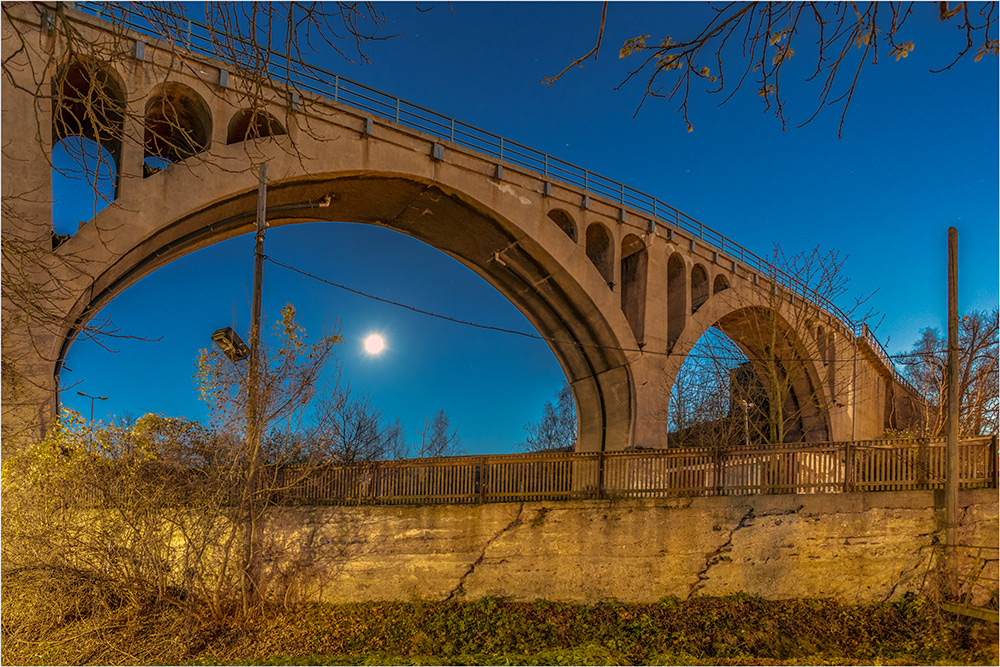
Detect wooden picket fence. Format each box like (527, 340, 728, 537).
(272, 436, 998, 506)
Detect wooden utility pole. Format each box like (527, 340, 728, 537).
(945, 227, 959, 552)
(242, 162, 268, 612)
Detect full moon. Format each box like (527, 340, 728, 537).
(363, 333, 385, 355)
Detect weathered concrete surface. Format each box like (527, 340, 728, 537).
(272, 490, 998, 605)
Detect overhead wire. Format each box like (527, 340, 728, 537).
(264, 254, 928, 368)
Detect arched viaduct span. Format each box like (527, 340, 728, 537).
(1, 4, 921, 453)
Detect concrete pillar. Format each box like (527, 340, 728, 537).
(641, 235, 670, 351)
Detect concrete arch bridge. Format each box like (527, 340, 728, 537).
(1, 3, 921, 454)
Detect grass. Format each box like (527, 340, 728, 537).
(2, 593, 997, 665)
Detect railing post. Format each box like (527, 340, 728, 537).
(714, 446, 724, 496)
(333, 75, 339, 102)
(499, 137, 504, 161)
(450, 119, 455, 142)
(395, 98, 400, 123)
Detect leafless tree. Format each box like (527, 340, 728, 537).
(309, 385, 406, 463)
(544, 2, 996, 136)
(414, 409, 462, 458)
(897, 308, 999, 436)
(520, 382, 577, 452)
(666, 328, 747, 449)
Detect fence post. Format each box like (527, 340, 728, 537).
(992, 435, 998, 488)
(714, 446, 724, 496)
(369, 461, 379, 504)
(844, 441, 854, 493)
(597, 451, 605, 499)
(917, 439, 929, 488)
(478, 457, 486, 504)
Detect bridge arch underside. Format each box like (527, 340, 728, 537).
(57, 173, 633, 453)
(664, 291, 831, 444)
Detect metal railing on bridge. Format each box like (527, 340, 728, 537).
(273, 436, 997, 506)
(67, 1, 915, 393)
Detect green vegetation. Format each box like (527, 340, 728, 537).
(2, 593, 995, 665)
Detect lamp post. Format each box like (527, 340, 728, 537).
(76, 390, 108, 444)
(210, 163, 268, 612)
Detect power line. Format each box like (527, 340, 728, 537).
(264, 254, 918, 367)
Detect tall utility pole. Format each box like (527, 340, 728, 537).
(242, 162, 268, 612)
(945, 227, 959, 553)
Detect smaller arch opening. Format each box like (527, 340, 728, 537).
(585, 223, 614, 285)
(51, 137, 118, 240)
(51, 57, 125, 238)
(226, 108, 287, 144)
(666, 253, 687, 348)
(825, 330, 837, 398)
(546, 208, 577, 242)
(816, 325, 827, 363)
(713, 274, 730, 295)
(691, 264, 710, 312)
(620, 234, 647, 344)
(144, 82, 212, 176)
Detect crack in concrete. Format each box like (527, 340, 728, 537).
(445, 502, 524, 601)
(687, 506, 755, 599)
(883, 539, 935, 602)
(755, 505, 805, 518)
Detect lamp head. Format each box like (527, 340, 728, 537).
(211, 327, 250, 362)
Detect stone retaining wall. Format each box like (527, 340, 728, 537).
(264, 489, 998, 605)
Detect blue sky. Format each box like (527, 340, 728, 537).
(57, 2, 999, 454)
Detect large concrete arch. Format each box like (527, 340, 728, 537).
(49, 141, 636, 454)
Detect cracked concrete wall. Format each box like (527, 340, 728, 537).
(271, 489, 997, 605)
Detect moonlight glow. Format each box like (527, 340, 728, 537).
(363, 333, 385, 356)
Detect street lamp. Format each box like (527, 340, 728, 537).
(77, 390, 108, 444)
(212, 326, 250, 362)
